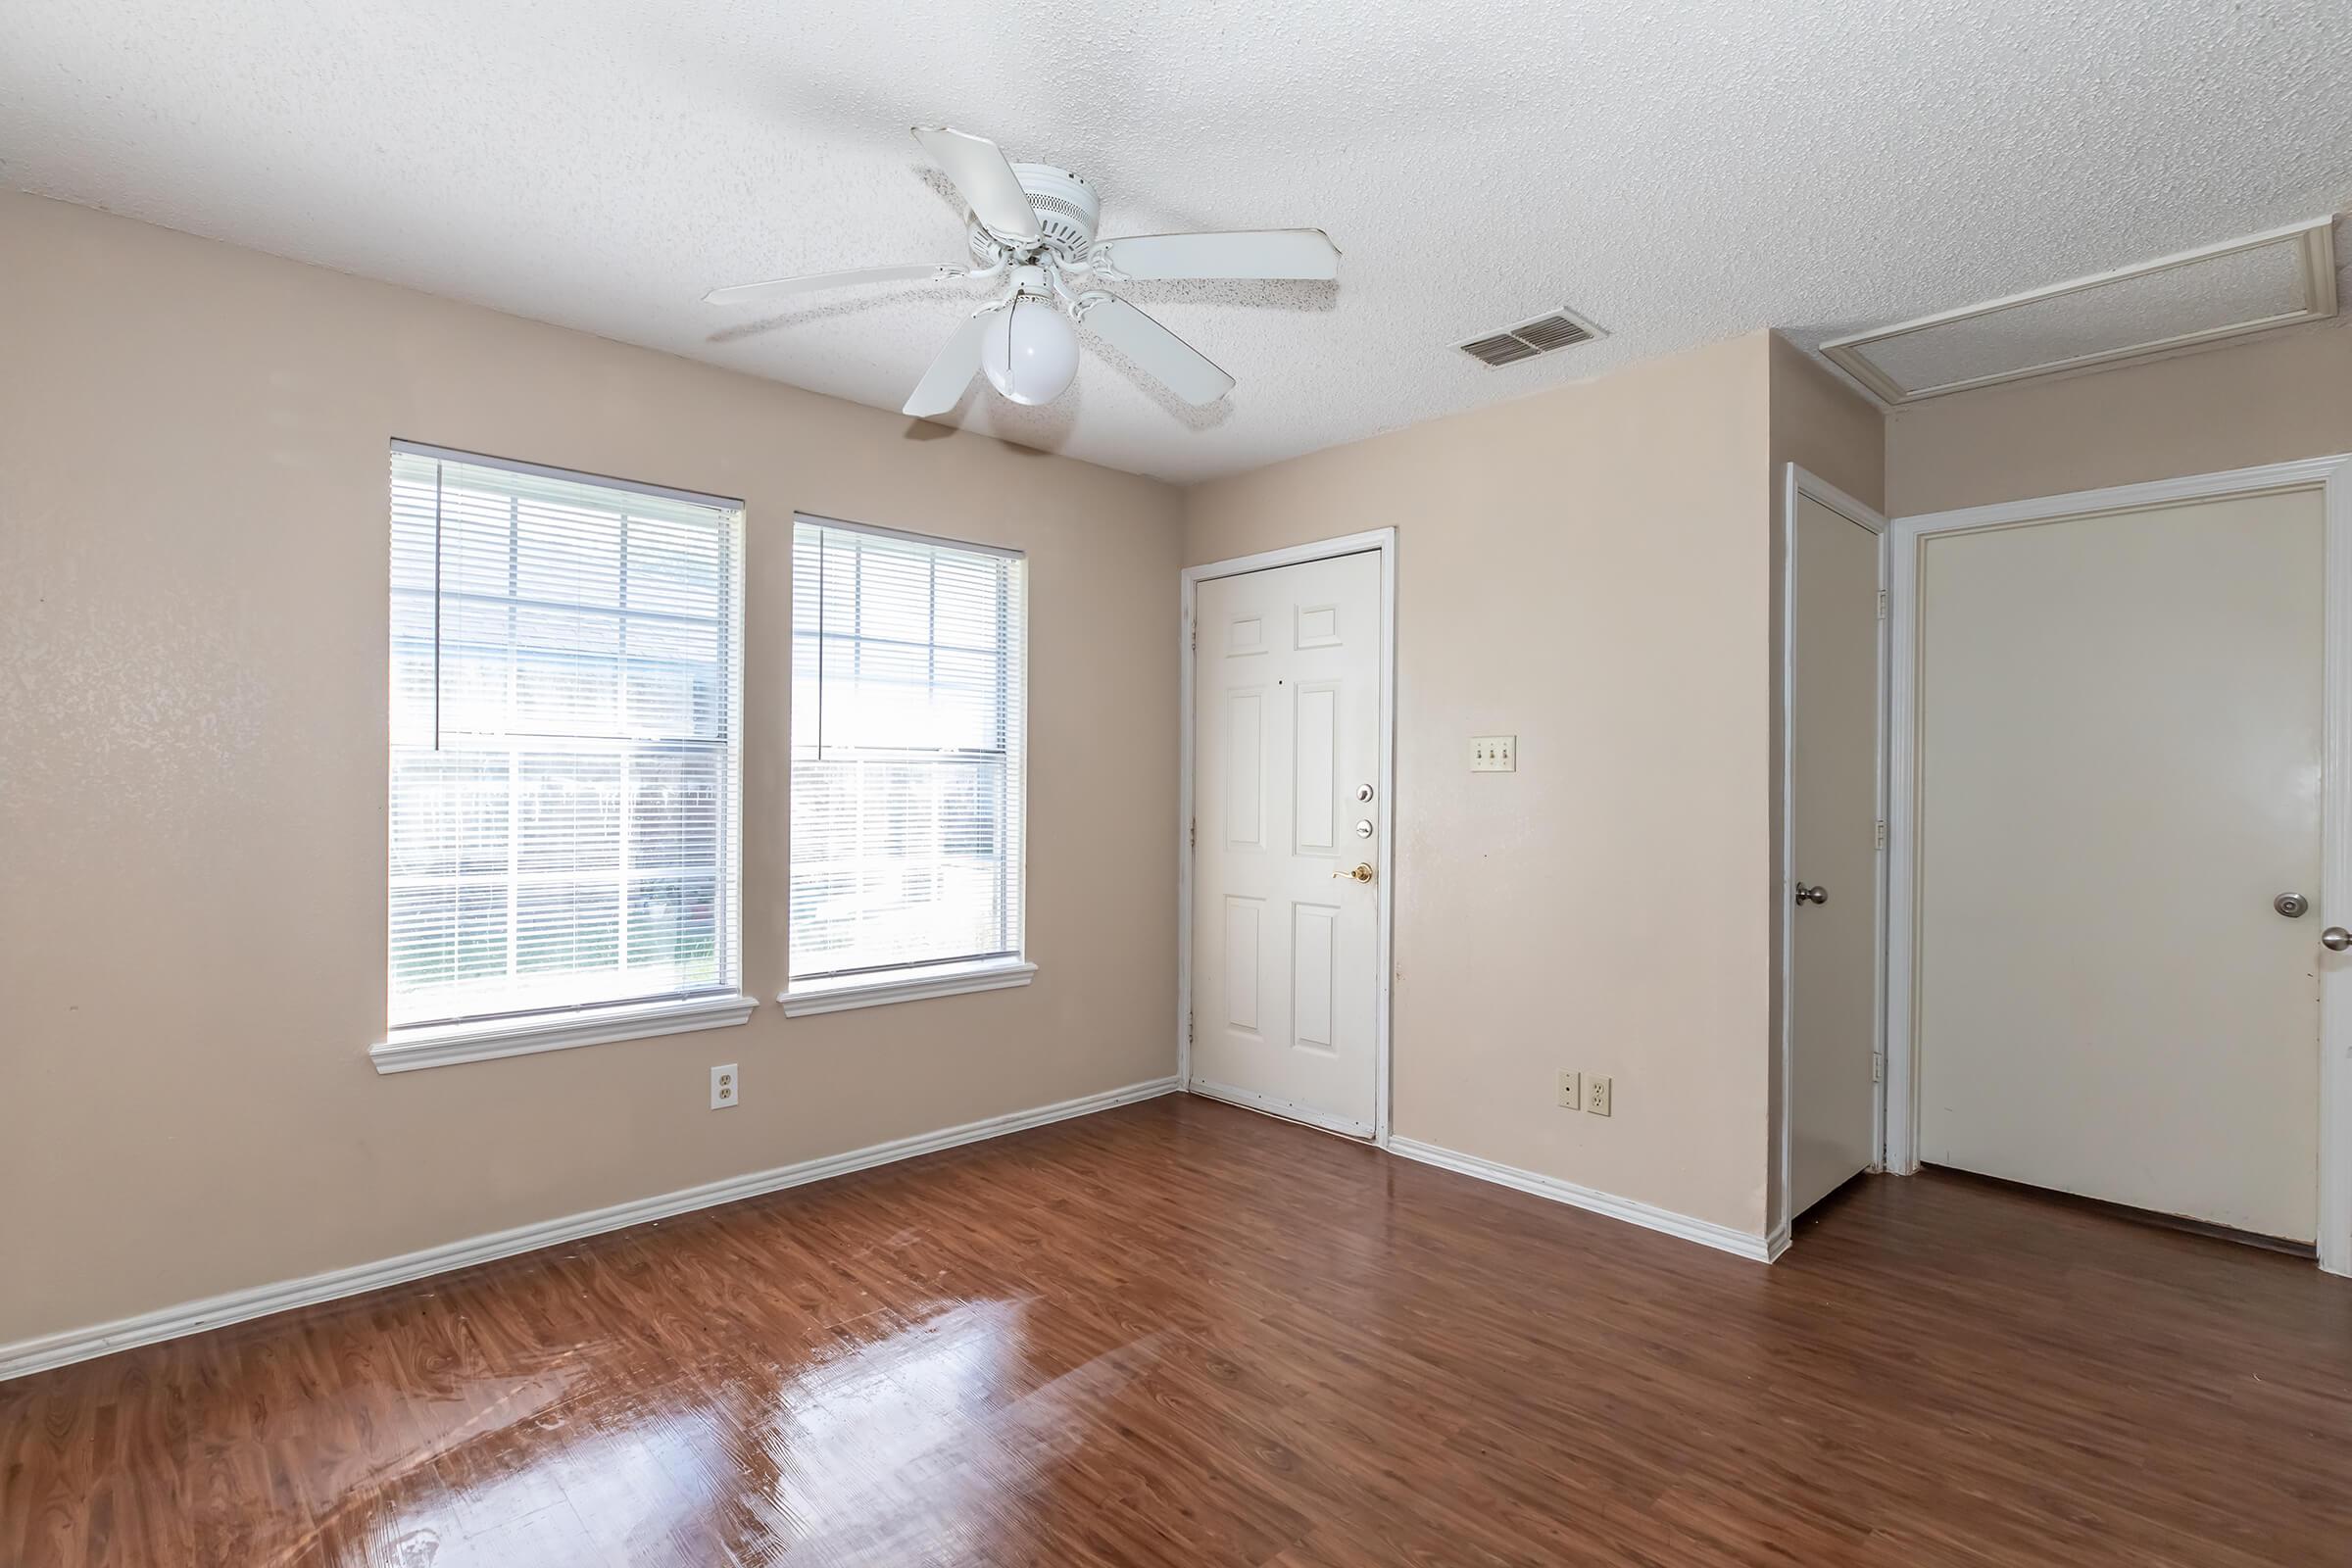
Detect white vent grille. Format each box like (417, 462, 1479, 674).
(1822, 218, 2340, 403)
(1458, 308, 1607, 367)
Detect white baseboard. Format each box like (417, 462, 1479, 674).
(1386, 1135, 1778, 1263)
(0, 1075, 1179, 1384)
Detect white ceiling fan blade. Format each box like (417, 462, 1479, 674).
(704, 264, 962, 305)
(911, 125, 1041, 246)
(1093, 229, 1341, 281)
(903, 309, 997, 417)
(1078, 295, 1235, 405)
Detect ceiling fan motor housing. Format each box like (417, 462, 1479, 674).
(967, 163, 1100, 265)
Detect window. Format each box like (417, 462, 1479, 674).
(787, 517, 1028, 1007)
(380, 443, 749, 1064)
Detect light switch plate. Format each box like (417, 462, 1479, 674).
(1472, 735, 1517, 772)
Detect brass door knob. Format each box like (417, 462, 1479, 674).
(1332, 862, 1375, 884)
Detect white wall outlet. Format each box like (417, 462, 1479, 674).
(710, 1063, 739, 1110)
(1587, 1075, 1612, 1117)
(1557, 1069, 1582, 1110)
(1472, 735, 1517, 772)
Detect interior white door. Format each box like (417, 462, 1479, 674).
(1191, 551, 1383, 1137)
(1790, 494, 1885, 1216)
(1916, 487, 2325, 1242)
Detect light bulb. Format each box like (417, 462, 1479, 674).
(981, 295, 1079, 406)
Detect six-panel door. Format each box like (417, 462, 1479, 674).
(1192, 552, 1382, 1136)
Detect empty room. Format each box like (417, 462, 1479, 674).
(4, 2, 2351, 1563)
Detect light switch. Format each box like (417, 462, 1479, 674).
(1472, 735, 1517, 772)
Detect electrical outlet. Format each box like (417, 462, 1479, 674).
(1587, 1075, 1612, 1117)
(1556, 1069, 1582, 1110)
(1472, 735, 1517, 772)
(710, 1063, 738, 1110)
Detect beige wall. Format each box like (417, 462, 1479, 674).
(1185, 333, 1780, 1236)
(1886, 318, 2352, 516)
(0, 191, 1184, 1347)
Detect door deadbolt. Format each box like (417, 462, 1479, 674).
(2276, 892, 2311, 918)
(1355, 783, 1375, 802)
(1354, 818, 1374, 838)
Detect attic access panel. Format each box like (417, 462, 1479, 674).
(1821, 219, 2338, 403)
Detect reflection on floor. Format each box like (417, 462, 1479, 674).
(4, 1092, 2350, 1565)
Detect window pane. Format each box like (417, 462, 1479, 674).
(789, 520, 1025, 981)
(388, 448, 742, 1028)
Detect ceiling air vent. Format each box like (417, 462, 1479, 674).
(1458, 308, 1607, 367)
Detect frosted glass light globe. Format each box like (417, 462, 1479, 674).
(981, 296, 1079, 406)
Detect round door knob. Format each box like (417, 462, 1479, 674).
(2325, 927, 2352, 953)
(1795, 882, 1828, 906)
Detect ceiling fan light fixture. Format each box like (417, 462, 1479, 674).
(706, 126, 1338, 417)
(982, 294, 1079, 406)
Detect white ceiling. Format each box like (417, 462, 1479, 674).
(4, 0, 2349, 484)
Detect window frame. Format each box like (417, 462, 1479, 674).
(779, 514, 1033, 1016)
(370, 441, 755, 1073)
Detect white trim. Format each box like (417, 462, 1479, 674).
(1177, 528, 1398, 1144)
(371, 992, 758, 1074)
(780, 959, 1036, 1017)
(1886, 455, 2352, 1276)
(1187, 1076, 1375, 1139)
(0, 1075, 1179, 1383)
(1821, 217, 2339, 404)
(1387, 1137, 1780, 1263)
(389, 437, 745, 512)
(790, 510, 1024, 560)
(1774, 466, 1890, 1248)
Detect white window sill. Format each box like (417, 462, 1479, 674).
(780, 959, 1037, 1017)
(370, 992, 759, 1074)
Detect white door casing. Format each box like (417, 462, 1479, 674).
(1887, 455, 2352, 1275)
(1189, 550, 1384, 1137)
(1788, 488, 1887, 1218)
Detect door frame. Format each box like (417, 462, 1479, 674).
(1178, 528, 1398, 1143)
(1774, 466, 1891, 1251)
(1886, 455, 2352, 1275)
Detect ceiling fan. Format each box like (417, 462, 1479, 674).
(704, 125, 1340, 416)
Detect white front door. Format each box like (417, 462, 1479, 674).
(1191, 551, 1383, 1137)
(1916, 487, 2325, 1242)
(1790, 492, 1886, 1216)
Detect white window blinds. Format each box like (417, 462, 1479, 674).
(388, 444, 745, 1030)
(790, 518, 1027, 982)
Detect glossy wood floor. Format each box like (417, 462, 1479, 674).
(7, 1094, 2352, 1567)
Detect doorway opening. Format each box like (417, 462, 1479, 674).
(1885, 456, 2352, 1274)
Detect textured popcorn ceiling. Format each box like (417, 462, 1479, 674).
(3, 0, 2349, 483)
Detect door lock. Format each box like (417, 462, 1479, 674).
(2276, 892, 2310, 918)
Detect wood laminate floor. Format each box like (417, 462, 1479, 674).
(5, 1092, 2351, 1566)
